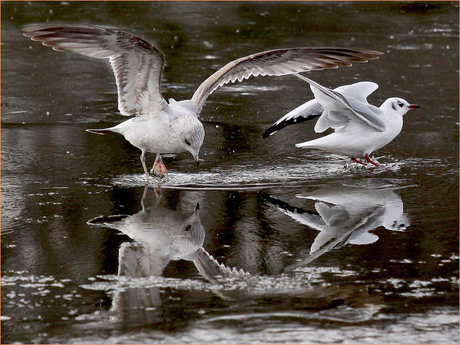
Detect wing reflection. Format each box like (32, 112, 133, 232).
(80, 185, 392, 323)
(265, 182, 409, 272)
(88, 186, 248, 282)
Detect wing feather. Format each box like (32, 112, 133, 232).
(294, 74, 386, 132)
(192, 47, 383, 116)
(262, 99, 322, 138)
(264, 80, 380, 137)
(23, 24, 167, 116)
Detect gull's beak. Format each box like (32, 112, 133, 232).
(193, 154, 200, 167)
(408, 104, 421, 109)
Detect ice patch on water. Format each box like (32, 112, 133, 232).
(80, 266, 361, 299)
(81, 275, 216, 293)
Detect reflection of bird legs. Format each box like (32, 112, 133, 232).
(140, 186, 149, 211)
(153, 188, 163, 207)
(141, 185, 163, 209)
(150, 153, 168, 177)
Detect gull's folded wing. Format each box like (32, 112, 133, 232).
(295, 74, 386, 132)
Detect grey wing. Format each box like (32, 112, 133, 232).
(193, 248, 251, 283)
(23, 24, 167, 116)
(192, 47, 383, 116)
(295, 74, 386, 132)
(262, 99, 323, 138)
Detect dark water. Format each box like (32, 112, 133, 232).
(2, 2, 459, 344)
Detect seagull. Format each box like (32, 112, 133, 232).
(23, 24, 383, 179)
(87, 186, 250, 283)
(263, 74, 420, 166)
(265, 182, 409, 271)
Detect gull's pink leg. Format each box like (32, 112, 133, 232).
(351, 157, 367, 165)
(158, 155, 167, 176)
(150, 154, 159, 174)
(364, 154, 381, 167)
(151, 153, 168, 177)
(140, 150, 150, 181)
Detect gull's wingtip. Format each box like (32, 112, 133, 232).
(371, 49, 384, 56)
(362, 48, 384, 56)
(262, 127, 275, 138)
(22, 23, 59, 35)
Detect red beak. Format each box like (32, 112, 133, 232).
(408, 104, 421, 109)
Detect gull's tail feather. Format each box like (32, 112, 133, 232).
(87, 214, 129, 226)
(86, 128, 112, 135)
(295, 140, 315, 148)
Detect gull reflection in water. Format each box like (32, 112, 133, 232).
(88, 187, 205, 278)
(265, 182, 409, 272)
(85, 186, 247, 323)
(86, 186, 203, 323)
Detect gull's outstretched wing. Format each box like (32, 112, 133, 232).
(263, 80, 379, 137)
(192, 47, 383, 116)
(294, 74, 385, 131)
(262, 99, 323, 138)
(23, 24, 167, 116)
(193, 248, 251, 284)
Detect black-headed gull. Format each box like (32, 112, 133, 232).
(23, 24, 383, 178)
(263, 74, 420, 166)
(265, 182, 409, 271)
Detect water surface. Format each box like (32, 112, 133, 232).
(2, 2, 459, 344)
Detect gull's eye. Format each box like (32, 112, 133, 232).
(185, 224, 191, 232)
(185, 139, 191, 146)
(398, 102, 404, 108)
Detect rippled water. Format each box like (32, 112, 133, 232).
(2, 2, 459, 344)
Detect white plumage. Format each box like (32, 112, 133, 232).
(23, 24, 383, 177)
(264, 74, 420, 166)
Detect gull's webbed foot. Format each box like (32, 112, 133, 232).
(364, 154, 382, 167)
(151, 153, 168, 178)
(351, 157, 367, 165)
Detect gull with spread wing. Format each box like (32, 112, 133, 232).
(264, 182, 409, 272)
(23, 24, 382, 179)
(263, 74, 420, 166)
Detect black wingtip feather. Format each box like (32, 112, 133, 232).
(262, 114, 320, 138)
(263, 194, 317, 216)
